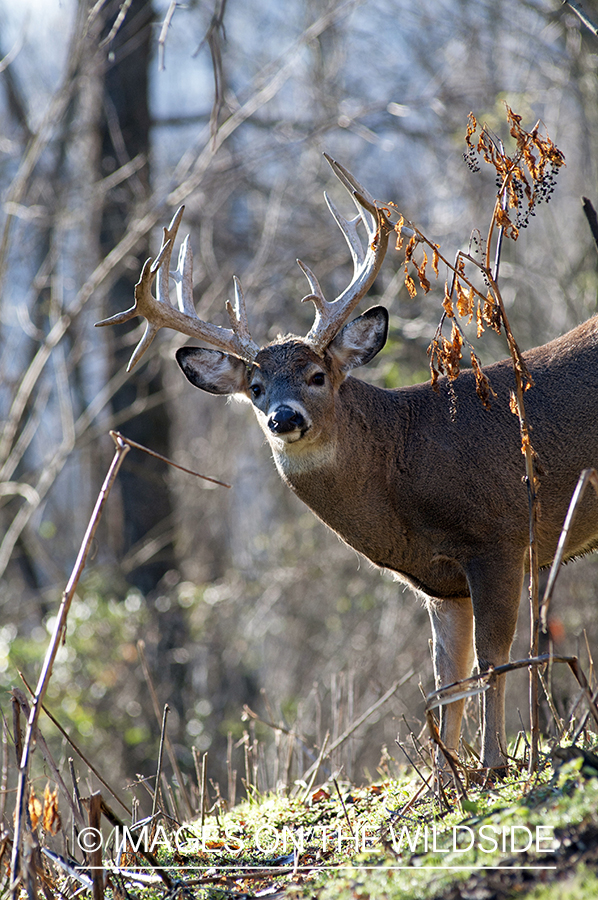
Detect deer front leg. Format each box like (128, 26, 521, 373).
(428, 596, 475, 756)
(465, 555, 524, 769)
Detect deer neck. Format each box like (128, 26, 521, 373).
(267, 378, 399, 535)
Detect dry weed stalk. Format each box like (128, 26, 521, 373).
(8, 430, 226, 894)
(541, 468, 598, 630)
(390, 107, 565, 774)
(10, 432, 131, 896)
(426, 653, 598, 769)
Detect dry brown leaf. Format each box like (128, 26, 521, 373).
(470, 351, 496, 410)
(404, 233, 418, 263)
(404, 268, 417, 298)
(495, 206, 519, 240)
(465, 111, 477, 148)
(442, 282, 454, 318)
(455, 279, 473, 319)
(43, 783, 61, 836)
(427, 340, 441, 391)
(28, 789, 42, 830)
(394, 215, 405, 251)
(476, 301, 484, 339)
(415, 251, 431, 293)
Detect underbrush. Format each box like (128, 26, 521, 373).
(5, 738, 598, 899)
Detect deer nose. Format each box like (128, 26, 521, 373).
(268, 405, 305, 434)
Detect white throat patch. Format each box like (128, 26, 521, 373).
(270, 439, 337, 476)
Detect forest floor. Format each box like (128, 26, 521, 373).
(43, 746, 598, 900)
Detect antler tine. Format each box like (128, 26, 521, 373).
(302, 156, 393, 352)
(96, 208, 259, 369)
(157, 204, 186, 305)
(323, 191, 366, 269)
(225, 277, 260, 357)
(297, 259, 327, 313)
(171, 235, 196, 317)
(323, 153, 376, 209)
(323, 152, 378, 237)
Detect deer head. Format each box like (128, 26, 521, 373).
(96, 156, 394, 373)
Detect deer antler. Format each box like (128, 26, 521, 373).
(97, 160, 395, 369)
(95, 206, 259, 370)
(299, 154, 395, 352)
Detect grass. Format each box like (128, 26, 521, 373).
(85, 748, 598, 900)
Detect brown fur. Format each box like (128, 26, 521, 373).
(177, 310, 598, 767)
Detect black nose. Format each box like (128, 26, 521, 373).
(268, 406, 305, 434)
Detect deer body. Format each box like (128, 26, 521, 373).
(258, 317, 598, 589)
(98, 158, 598, 769)
(177, 310, 598, 767)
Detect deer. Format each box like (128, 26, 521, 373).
(97, 157, 598, 770)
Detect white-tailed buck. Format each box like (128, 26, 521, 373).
(98, 159, 598, 769)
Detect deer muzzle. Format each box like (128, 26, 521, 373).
(267, 405, 306, 436)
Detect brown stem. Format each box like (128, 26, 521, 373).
(10, 433, 130, 896)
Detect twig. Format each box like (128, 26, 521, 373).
(113, 431, 231, 488)
(157, 0, 177, 71)
(541, 468, 598, 630)
(570, 683, 598, 745)
(39, 848, 93, 890)
(98, 797, 172, 889)
(151, 705, 169, 821)
(0, 34, 23, 75)
(192, 746, 202, 815)
(136, 641, 194, 819)
(283, 723, 296, 789)
(242, 731, 253, 796)
(88, 793, 104, 900)
(582, 197, 598, 250)
(11, 695, 22, 771)
(18, 671, 129, 814)
(333, 778, 354, 838)
(10, 432, 131, 897)
(99, 0, 134, 49)
(0, 719, 7, 825)
(227, 732, 236, 808)
(538, 668, 564, 737)
(427, 654, 598, 743)
(69, 758, 84, 858)
(424, 709, 467, 801)
(395, 780, 429, 819)
(11, 689, 84, 826)
(394, 739, 433, 795)
(199, 751, 208, 829)
(301, 669, 414, 785)
(194, 0, 228, 140)
(301, 732, 330, 802)
(562, 0, 598, 37)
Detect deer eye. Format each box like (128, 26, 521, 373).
(250, 384, 262, 399)
(310, 372, 325, 386)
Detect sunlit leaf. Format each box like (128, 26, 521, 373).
(28, 788, 42, 830)
(43, 783, 61, 835)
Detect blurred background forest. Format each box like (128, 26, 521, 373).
(1, 0, 598, 811)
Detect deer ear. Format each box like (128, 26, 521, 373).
(328, 306, 388, 372)
(176, 347, 248, 395)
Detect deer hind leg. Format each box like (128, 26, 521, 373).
(465, 555, 525, 769)
(427, 596, 475, 757)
